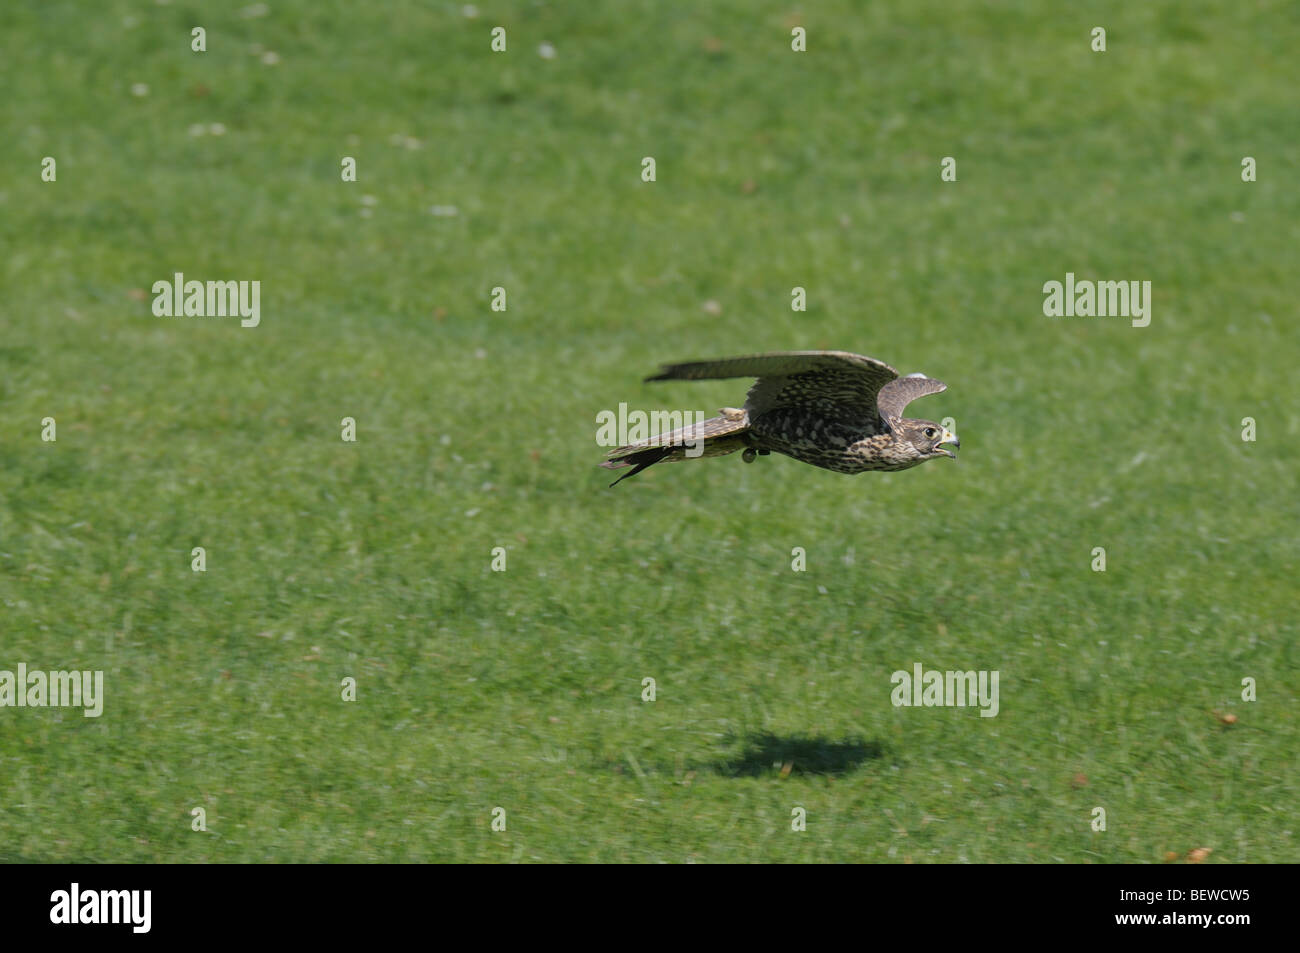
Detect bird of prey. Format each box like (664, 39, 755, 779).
(601, 350, 959, 486)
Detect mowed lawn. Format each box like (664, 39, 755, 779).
(1, 0, 1296, 862)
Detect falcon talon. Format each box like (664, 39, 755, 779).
(600, 350, 959, 484)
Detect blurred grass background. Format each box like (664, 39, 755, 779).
(0, 0, 1296, 862)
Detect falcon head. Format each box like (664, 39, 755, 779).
(899, 419, 960, 460)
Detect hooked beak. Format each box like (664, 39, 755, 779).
(936, 428, 960, 459)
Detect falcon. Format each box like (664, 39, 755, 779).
(601, 350, 959, 486)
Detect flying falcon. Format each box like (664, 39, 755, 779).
(601, 350, 959, 486)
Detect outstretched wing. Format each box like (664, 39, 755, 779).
(876, 374, 947, 424)
(647, 351, 900, 425)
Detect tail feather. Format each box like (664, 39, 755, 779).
(600, 411, 750, 486)
(604, 446, 676, 487)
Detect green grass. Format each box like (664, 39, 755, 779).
(1, 0, 1296, 862)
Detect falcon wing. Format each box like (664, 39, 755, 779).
(876, 375, 947, 424)
(647, 351, 899, 423)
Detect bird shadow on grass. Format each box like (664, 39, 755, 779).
(711, 732, 884, 778)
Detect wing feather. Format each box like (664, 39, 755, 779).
(876, 375, 947, 423)
(647, 350, 900, 424)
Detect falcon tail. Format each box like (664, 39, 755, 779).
(600, 411, 750, 487)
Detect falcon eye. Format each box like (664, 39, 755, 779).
(924, 427, 937, 439)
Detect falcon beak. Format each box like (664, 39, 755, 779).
(937, 429, 960, 458)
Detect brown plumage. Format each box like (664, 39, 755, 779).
(601, 350, 959, 485)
